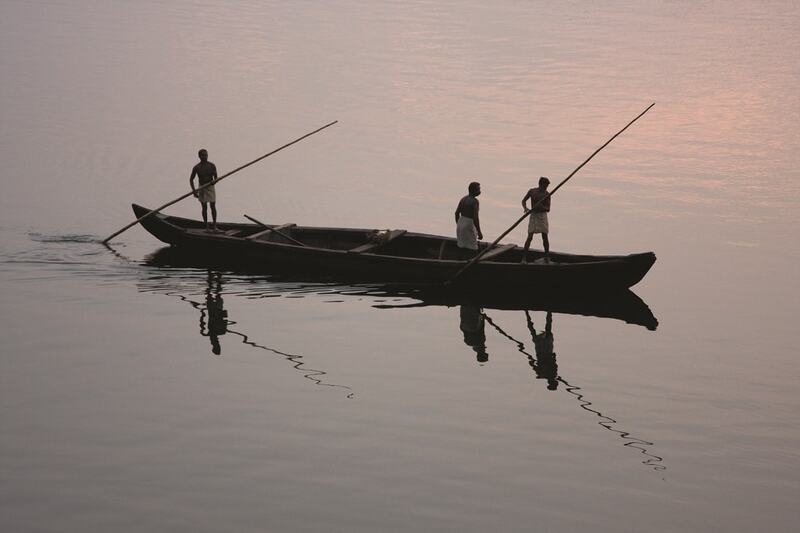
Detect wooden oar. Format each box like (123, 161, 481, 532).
(102, 120, 338, 244)
(243, 214, 306, 246)
(446, 103, 654, 284)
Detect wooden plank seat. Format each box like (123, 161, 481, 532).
(477, 243, 516, 262)
(246, 223, 297, 241)
(348, 229, 406, 254)
(187, 228, 226, 235)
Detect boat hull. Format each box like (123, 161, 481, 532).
(132, 204, 656, 292)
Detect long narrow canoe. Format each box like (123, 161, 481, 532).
(133, 204, 656, 291)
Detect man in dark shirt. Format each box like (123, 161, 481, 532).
(521, 176, 551, 262)
(190, 148, 219, 231)
(455, 181, 483, 252)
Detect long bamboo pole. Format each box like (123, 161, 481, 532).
(243, 214, 306, 246)
(102, 120, 338, 244)
(446, 104, 654, 284)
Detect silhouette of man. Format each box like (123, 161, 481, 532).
(455, 182, 483, 255)
(521, 177, 551, 262)
(460, 304, 488, 363)
(190, 148, 219, 231)
(526, 310, 558, 390)
(200, 271, 228, 355)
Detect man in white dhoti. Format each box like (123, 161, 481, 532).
(521, 176, 551, 263)
(190, 148, 219, 231)
(455, 181, 483, 253)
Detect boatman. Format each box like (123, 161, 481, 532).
(190, 148, 219, 232)
(521, 176, 551, 262)
(455, 181, 483, 254)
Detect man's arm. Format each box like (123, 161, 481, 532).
(521, 189, 532, 210)
(455, 198, 463, 223)
(190, 168, 198, 197)
(525, 310, 536, 335)
(474, 200, 483, 240)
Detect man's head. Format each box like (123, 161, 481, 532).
(198, 148, 208, 161)
(538, 176, 550, 189)
(468, 181, 481, 196)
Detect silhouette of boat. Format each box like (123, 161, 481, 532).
(134, 204, 656, 292)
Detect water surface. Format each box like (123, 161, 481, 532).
(1, 1, 799, 531)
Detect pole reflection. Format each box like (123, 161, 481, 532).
(483, 311, 666, 472)
(137, 268, 354, 398)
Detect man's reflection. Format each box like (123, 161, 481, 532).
(526, 311, 558, 390)
(200, 270, 228, 355)
(460, 304, 488, 363)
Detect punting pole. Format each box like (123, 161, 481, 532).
(243, 214, 306, 246)
(446, 103, 655, 284)
(102, 120, 338, 244)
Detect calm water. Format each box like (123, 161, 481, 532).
(1, 1, 799, 531)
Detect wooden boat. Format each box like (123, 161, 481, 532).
(133, 204, 656, 292)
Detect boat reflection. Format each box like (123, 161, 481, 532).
(140, 246, 664, 471)
(145, 246, 659, 330)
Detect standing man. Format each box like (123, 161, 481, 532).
(521, 176, 551, 262)
(190, 148, 219, 231)
(455, 181, 483, 253)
